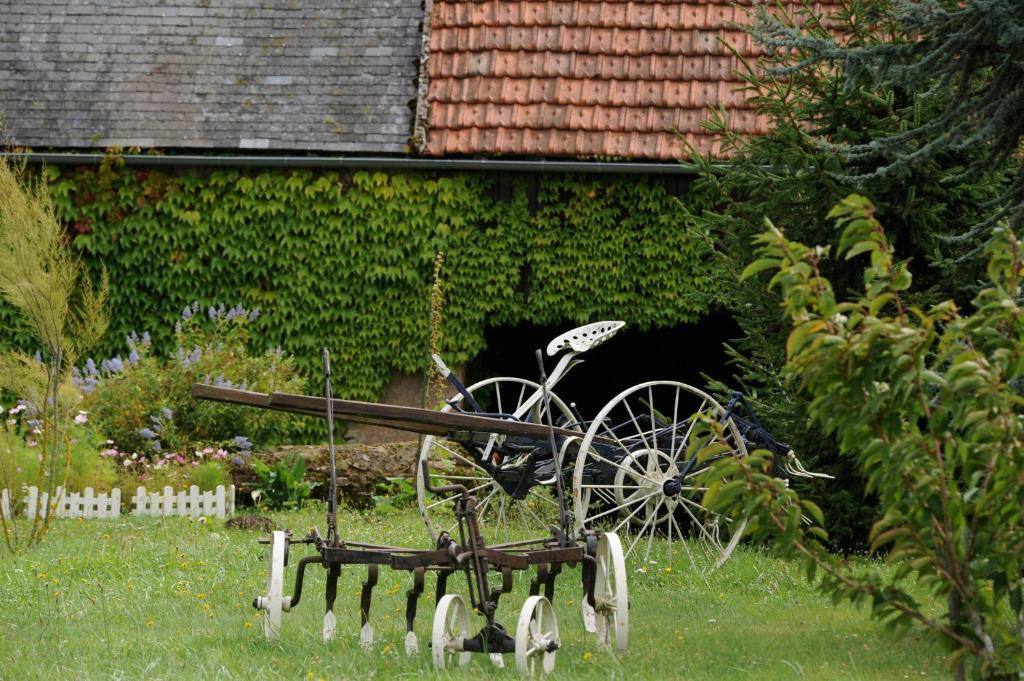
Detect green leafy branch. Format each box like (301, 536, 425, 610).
(703, 194, 1024, 678)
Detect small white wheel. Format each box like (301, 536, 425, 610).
(417, 377, 579, 545)
(594, 532, 629, 652)
(256, 530, 287, 641)
(432, 594, 471, 670)
(573, 381, 749, 566)
(515, 595, 559, 675)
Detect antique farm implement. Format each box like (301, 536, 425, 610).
(415, 321, 827, 567)
(193, 343, 629, 672)
(193, 321, 825, 669)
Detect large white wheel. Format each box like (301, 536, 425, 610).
(431, 594, 471, 670)
(594, 532, 629, 652)
(418, 377, 578, 545)
(515, 595, 559, 675)
(254, 530, 288, 641)
(573, 382, 749, 567)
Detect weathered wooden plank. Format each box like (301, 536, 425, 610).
(192, 384, 610, 445)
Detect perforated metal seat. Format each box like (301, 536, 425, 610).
(545, 321, 625, 356)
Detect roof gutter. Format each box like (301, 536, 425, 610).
(3, 152, 707, 175)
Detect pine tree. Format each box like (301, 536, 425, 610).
(685, 0, 1014, 548)
(751, 0, 1024, 251)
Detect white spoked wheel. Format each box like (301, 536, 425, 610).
(417, 377, 579, 545)
(594, 532, 629, 652)
(432, 594, 471, 670)
(254, 530, 287, 641)
(573, 381, 749, 567)
(515, 595, 559, 675)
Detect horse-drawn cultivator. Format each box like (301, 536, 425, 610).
(194, 321, 825, 672)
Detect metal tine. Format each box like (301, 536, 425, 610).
(323, 348, 339, 546)
(535, 349, 571, 547)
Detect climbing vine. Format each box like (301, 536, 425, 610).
(0, 161, 719, 399)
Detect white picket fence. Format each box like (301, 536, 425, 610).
(0, 484, 235, 519)
(131, 485, 235, 518)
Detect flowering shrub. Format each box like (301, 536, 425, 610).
(1, 403, 117, 495)
(99, 443, 230, 491)
(80, 303, 304, 461)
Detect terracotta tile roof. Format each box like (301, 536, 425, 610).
(422, 0, 839, 160)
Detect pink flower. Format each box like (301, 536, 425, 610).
(74, 411, 88, 425)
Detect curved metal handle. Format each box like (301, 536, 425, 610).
(420, 460, 467, 498)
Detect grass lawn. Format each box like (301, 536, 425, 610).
(0, 503, 946, 680)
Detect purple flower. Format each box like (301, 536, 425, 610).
(141, 331, 151, 345)
(213, 374, 233, 388)
(182, 305, 193, 320)
(27, 418, 41, 428)
(232, 435, 252, 451)
(225, 304, 243, 321)
(80, 377, 98, 394)
(72, 367, 83, 385)
(85, 358, 99, 377)
(231, 455, 245, 466)
(128, 349, 140, 364)
(180, 346, 202, 368)
(151, 441, 162, 452)
(175, 321, 182, 334)
(138, 427, 157, 440)
(101, 356, 124, 373)
(207, 306, 218, 321)
(34, 350, 42, 363)
(161, 407, 173, 420)
(248, 308, 260, 321)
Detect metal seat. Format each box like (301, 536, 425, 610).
(545, 321, 625, 356)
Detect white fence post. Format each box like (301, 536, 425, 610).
(110, 488, 121, 518)
(25, 486, 38, 520)
(214, 485, 226, 519)
(162, 486, 174, 516)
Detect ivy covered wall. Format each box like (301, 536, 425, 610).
(1, 161, 721, 399)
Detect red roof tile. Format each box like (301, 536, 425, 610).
(421, 0, 841, 160)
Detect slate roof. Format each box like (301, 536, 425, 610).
(0, 0, 423, 152)
(421, 0, 840, 160)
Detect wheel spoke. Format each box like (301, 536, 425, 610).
(476, 487, 501, 521)
(669, 386, 681, 461)
(648, 385, 659, 451)
(671, 399, 707, 460)
(527, 488, 559, 508)
(677, 496, 723, 548)
(426, 482, 491, 510)
(626, 497, 662, 558)
(587, 448, 661, 486)
(587, 489, 662, 525)
(621, 398, 652, 451)
(435, 473, 492, 483)
(641, 498, 664, 562)
(434, 440, 486, 472)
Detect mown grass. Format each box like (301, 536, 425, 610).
(0, 503, 946, 680)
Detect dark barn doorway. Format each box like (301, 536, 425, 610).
(466, 312, 742, 418)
